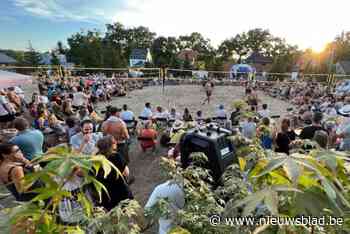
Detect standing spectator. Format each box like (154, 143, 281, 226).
(70, 119, 102, 155)
(257, 117, 273, 149)
(10, 118, 44, 161)
(101, 107, 130, 163)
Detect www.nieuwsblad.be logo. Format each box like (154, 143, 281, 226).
(209, 215, 344, 227)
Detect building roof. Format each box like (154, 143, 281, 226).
(338, 61, 350, 74)
(130, 49, 148, 60)
(0, 52, 17, 64)
(246, 52, 273, 64)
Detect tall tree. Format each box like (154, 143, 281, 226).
(67, 30, 103, 67)
(24, 41, 41, 66)
(218, 33, 249, 63)
(245, 28, 272, 55)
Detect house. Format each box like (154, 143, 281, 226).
(0, 52, 17, 65)
(129, 49, 152, 67)
(177, 49, 199, 65)
(245, 52, 273, 72)
(336, 61, 350, 75)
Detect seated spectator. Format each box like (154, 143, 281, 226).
(48, 114, 66, 137)
(182, 108, 193, 122)
(336, 117, 350, 151)
(65, 117, 79, 141)
(154, 106, 170, 119)
(313, 130, 329, 149)
(95, 136, 133, 211)
(195, 110, 205, 124)
(0, 143, 41, 201)
(62, 99, 76, 118)
(274, 118, 296, 155)
(10, 118, 44, 161)
(7, 90, 23, 115)
(169, 108, 180, 121)
(258, 104, 270, 119)
(138, 121, 157, 152)
(140, 102, 153, 119)
(0, 89, 16, 128)
(230, 107, 241, 126)
(300, 112, 327, 140)
(70, 119, 103, 155)
(215, 104, 227, 119)
(120, 104, 135, 121)
(33, 109, 50, 131)
(240, 117, 256, 139)
(72, 86, 89, 109)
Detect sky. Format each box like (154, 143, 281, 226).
(0, 0, 349, 52)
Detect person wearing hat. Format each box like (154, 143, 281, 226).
(338, 97, 350, 117)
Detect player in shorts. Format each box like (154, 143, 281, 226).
(202, 80, 214, 105)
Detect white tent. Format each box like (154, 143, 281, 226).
(0, 70, 32, 89)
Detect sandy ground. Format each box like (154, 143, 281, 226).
(95, 85, 292, 118)
(1, 84, 292, 233)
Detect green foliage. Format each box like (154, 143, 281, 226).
(0, 145, 142, 233)
(153, 131, 350, 234)
(50, 52, 60, 66)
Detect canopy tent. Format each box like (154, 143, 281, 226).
(0, 70, 32, 89)
(229, 64, 255, 79)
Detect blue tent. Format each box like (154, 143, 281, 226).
(229, 64, 255, 79)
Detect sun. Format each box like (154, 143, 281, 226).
(311, 43, 326, 53)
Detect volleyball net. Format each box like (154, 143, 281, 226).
(2, 65, 350, 87)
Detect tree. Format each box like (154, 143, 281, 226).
(105, 22, 156, 64)
(24, 41, 42, 66)
(50, 52, 60, 66)
(218, 34, 249, 63)
(151, 36, 180, 67)
(245, 28, 272, 55)
(57, 41, 66, 54)
(67, 30, 103, 67)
